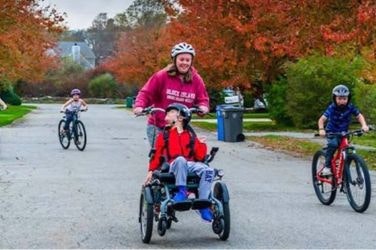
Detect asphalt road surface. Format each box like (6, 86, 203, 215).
(0, 104, 375, 248)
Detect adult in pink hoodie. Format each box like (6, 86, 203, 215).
(133, 42, 210, 147)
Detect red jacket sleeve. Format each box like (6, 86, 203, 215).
(148, 133, 165, 171)
(193, 138, 207, 162)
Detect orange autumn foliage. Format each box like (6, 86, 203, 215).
(0, 0, 65, 82)
(106, 0, 376, 90)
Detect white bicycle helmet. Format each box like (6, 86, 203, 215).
(171, 42, 196, 58)
(332, 84, 351, 105)
(332, 84, 350, 97)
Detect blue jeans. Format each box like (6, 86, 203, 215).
(146, 124, 162, 148)
(325, 135, 341, 168)
(169, 156, 214, 199)
(63, 111, 75, 131)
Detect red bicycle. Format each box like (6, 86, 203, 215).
(312, 129, 372, 213)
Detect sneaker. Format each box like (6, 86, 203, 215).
(321, 167, 332, 176)
(172, 188, 188, 202)
(198, 208, 213, 222)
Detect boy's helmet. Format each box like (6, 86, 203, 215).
(332, 84, 350, 105)
(166, 103, 192, 126)
(70, 88, 81, 96)
(171, 42, 196, 59)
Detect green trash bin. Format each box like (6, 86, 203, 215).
(125, 96, 135, 108)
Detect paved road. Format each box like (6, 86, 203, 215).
(1, 104, 376, 248)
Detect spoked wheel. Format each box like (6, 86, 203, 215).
(212, 182, 230, 241)
(312, 150, 336, 205)
(344, 154, 371, 213)
(58, 119, 70, 149)
(139, 187, 153, 243)
(73, 120, 87, 151)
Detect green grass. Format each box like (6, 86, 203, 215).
(351, 133, 376, 148)
(0, 105, 36, 127)
(247, 135, 322, 158)
(247, 135, 376, 170)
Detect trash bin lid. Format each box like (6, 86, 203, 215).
(216, 104, 243, 111)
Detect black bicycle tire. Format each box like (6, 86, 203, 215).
(74, 120, 87, 151)
(344, 154, 371, 213)
(58, 119, 70, 149)
(312, 150, 336, 205)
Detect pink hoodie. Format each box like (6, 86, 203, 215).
(134, 67, 209, 128)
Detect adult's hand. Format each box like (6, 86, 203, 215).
(133, 107, 143, 115)
(197, 105, 209, 116)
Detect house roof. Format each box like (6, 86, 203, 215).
(56, 41, 96, 59)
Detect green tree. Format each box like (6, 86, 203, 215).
(88, 73, 118, 98)
(353, 83, 376, 124)
(286, 55, 364, 128)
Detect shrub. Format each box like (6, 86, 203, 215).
(285, 55, 363, 129)
(88, 73, 118, 98)
(0, 86, 22, 105)
(353, 83, 376, 124)
(267, 77, 293, 126)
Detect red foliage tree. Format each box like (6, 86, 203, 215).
(0, 0, 64, 83)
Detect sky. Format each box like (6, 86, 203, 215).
(43, 0, 134, 30)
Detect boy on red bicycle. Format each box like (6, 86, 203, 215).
(317, 84, 369, 176)
(144, 103, 214, 222)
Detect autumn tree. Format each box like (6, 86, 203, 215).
(105, 0, 169, 85)
(0, 0, 64, 86)
(107, 0, 376, 91)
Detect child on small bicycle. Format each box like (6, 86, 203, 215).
(144, 103, 214, 222)
(318, 84, 369, 176)
(60, 88, 88, 132)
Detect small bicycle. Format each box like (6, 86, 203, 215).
(136, 106, 230, 243)
(311, 128, 373, 213)
(58, 109, 87, 151)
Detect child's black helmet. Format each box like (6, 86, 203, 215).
(332, 84, 350, 105)
(166, 103, 192, 126)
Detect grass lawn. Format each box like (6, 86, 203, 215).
(0, 105, 36, 127)
(247, 135, 376, 170)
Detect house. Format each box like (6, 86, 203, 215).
(56, 41, 96, 69)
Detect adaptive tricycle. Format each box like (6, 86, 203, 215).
(137, 107, 230, 244)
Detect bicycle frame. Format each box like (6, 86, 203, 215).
(316, 136, 349, 186)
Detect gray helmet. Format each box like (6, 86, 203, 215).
(171, 42, 196, 58)
(332, 84, 350, 97)
(166, 103, 192, 126)
(332, 84, 350, 105)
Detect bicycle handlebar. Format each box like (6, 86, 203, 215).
(314, 127, 374, 138)
(136, 106, 206, 117)
(60, 109, 87, 113)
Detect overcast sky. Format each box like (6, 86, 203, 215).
(43, 0, 134, 30)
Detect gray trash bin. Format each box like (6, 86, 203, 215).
(216, 105, 245, 142)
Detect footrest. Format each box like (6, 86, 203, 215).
(171, 200, 192, 211)
(191, 199, 212, 210)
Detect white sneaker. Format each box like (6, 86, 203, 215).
(321, 167, 332, 176)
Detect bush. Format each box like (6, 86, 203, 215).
(242, 91, 253, 108)
(88, 73, 118, 98)
(353, 83, 376, 124)
(285, 55, 363, 129)
(267, 77, 293, 126)
(1, 86, 22, 105)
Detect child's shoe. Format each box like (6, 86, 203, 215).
(172, 186, 188, 202)
(199, 208, 213, 222)
(321, 167, 332, 176)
